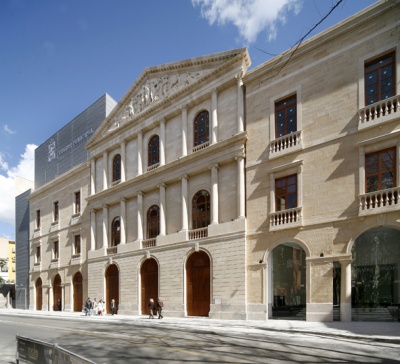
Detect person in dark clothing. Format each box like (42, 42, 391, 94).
(85, 297, 92, 316)
(157, 298, 164, 319)
(148, 298, 155, 319)
(57, 299, 62, 311)
(110, 299, 116, 315)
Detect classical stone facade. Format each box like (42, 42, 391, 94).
(27, 1, 400, 322)
(86, 48, 250, 319)
(244, 0, 400, 321)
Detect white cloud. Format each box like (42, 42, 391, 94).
(0, 144, 36, 227)
(4, 125, 16, 135)
(192, 0, 302, 43)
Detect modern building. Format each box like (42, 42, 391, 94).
(28, 94, 117, 311)
(26, 0, 400, 321)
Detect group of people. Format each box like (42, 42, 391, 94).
(85, 297, 107, 316)
(84, 297, 164, 319)
(148, 298, 164, 319)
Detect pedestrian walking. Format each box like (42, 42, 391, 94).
(92, 298, 98, 315)
(157, 298, 164, 319)
(148, 298, 155, 319)
(97, 299, 104, 316)
(57, 299, 62, 311)
(85, 297, 92, 316)
(110, 298, 116, 315)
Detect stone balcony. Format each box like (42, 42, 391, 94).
(269, 131, 302, 159)
(359, 187, 400, 216)
(270, 207, 302, 231)
(358, 94, 400, 130)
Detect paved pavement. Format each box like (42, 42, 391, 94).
(1, 308, 399, 344)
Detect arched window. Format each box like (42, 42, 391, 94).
(192, 190, 210, 229)
(147, 205, 160, 239)
(111, 217, 121, 246)
(148, 135, 160, 167)
(193, 111, 209, 147)
(112, 154, 121, 182)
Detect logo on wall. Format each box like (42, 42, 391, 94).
(48, 139, 56, 162)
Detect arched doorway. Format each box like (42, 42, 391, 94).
(73, 272, 83, 312)
(141, 258, 158, 315)
(270, 243, 306, 319)
(105, 264, 119, 314)
(35, 277, 42, 311)
(352, 227, 400, 321)
(53, 274, 62, 311)
(186, 251, 210, 317)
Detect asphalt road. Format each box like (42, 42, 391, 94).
(0, 314, 399, 363)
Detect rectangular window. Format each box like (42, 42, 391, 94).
(275, 95, 297, 138)
(365, 52, 395, 106)
(365, 147, 396, 193)
(35, 246, 41, 263)
(53, 240, 59, 260)
(36, 210, 41, 229)
(275, 174, 297, 211)
(74, 235, 81, 255)
(53, 201, 59, 222)
(74, 191, 81, 214)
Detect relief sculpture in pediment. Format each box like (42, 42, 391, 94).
(110, 71, 208, 130)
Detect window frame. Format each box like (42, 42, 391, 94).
(364, 51, 396, 106)
(112, 154, 121, 182)
(191, 190, 211, 230)
(36, 210, 41, 229)
(365, 147, 396, 193)
(275, 174, 298, 211)
(111, 217, 121, 247)
(73, 234, 81, 256)
(74, 190, 81, 215)
(274, 94, 297, 139)
(53, 201, 59, 223)
(193, 110, 210, 147)
(148, 135, 160, 167)
(146, 205, 160, 239)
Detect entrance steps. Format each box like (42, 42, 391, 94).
(352, 307, 396, 322)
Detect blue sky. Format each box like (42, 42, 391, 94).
(0, 0, 377, 239)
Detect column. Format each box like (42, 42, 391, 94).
(137, 192, 143, 240)
(159, 183, 166, 235)
(181, 106, 188, 157)
(236, 155, 245, 218)
(237, 75, 244, 133)
(160, 119, 166, 166)
(137, 132, 143, 176)
(102, 151, 108, 190)
(340, 259, 352, 322)
(181, 175, 189, 231)
(90, 209, 96, 251)
(120, 198, 126, 244)
(102, 204, 109, 249)
(210, 164, 219, 224)
(120, 140, 126, 182)
(90, 158, 96, 195)
(211, 89, 218, 144)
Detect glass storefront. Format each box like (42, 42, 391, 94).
(271, 243, 306, 319)
(352, 227, 400, 321)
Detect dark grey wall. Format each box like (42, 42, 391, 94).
(34, 94, 116, 189)
(15, 189, 31, 309)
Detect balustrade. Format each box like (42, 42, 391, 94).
(188, 227, 208, 240)
(270, 207, 302, 228)
(359, 187, 400, 212)
(270, 131, 301, 155)
(358, 94, 400, 129)
(142, 238, 156, 248)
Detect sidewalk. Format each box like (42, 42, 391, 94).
(1, 308, 399, 344)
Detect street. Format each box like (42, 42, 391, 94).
(0, 314, 399, 363)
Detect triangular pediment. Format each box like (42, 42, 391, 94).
(87, 48, 250, 148)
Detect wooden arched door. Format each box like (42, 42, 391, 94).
(73, 272, 83, 312)
(35, 277, 42, 311)
(186, 251, 210, 316)
(141, 258, 158, 315)
(106, 264, 119, 314)
(53, 274, 62, 311)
